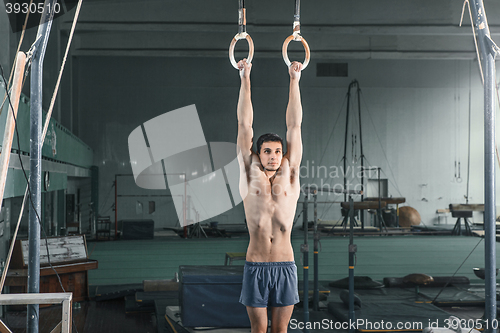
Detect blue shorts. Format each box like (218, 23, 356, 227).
(239, 261, 300, 308)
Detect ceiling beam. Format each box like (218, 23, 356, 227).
(72, 48, 476, 60)
(61, 22, 500, 36)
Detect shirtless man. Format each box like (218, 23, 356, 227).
(236, 59, 303, 333)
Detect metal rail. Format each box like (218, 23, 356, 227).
(469, 1, 498, 331)
(0, 293, 72, 333)
(28, 1, 57, 331)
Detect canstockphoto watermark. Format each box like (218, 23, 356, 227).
(289, 319, 424, 331)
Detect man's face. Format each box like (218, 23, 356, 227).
(259, 141, 283, 171)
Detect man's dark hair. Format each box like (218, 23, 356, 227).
(256, 133, 283, 154)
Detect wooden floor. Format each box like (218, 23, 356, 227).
(4, 299, 156, 333)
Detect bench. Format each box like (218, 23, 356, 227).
(224, 252, 246, 265)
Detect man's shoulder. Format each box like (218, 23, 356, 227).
(280, 157, 297, 170)
(238, 151, 262, 173)
(243, 151, 260, 165)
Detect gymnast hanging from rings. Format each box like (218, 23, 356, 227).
(230, 0, 310, 332)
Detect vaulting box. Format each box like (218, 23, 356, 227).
(179, 265, 250, 327)
(120, 219, 154, 240)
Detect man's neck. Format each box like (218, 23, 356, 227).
(264, 168, 278, 180)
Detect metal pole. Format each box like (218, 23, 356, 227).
(356, 81, 365, 230)
(466, 62, 472, 205)
(184, 173, 187, 237)
(348, 195, 356, 333)
(28, 1, 56, 332)
(313, 193, 319, 311)
(294, 0, 301, 22)
(469, 1, 497, 331)
(90, 166, 99, 238)
(343, 83, 352, 202)
(238, 0, 245, 35)
(115, 174, 118, 239)
(377, 167, 381, 228)
(302, 191, 309, 333)
(483, 42, 497, 333)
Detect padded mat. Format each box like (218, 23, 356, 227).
(94, 283, 143, 301)
(330, 285, 484, 306)
(329, 276, 384, 289)
(330, 287, 420, 303)
(328, 301, 452, 331)
(419, 286, 485, 305)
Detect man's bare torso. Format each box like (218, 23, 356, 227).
(240, 153, 300, 262)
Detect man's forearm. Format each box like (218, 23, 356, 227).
(238, 77, 253, 126)
(286, 79, 302, 128)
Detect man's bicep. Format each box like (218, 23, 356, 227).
(285, 125, 303, 168)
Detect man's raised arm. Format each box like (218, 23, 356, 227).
(237, 60, 254, 167)
(284, 61, 303, 171)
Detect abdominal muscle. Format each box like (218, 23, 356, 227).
(245, 221, 294, 262)
(243, 190, 298, 262)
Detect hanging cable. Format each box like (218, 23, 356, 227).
(460, 0, 484, 84)
(455, 61, 463, 184)
(360, 92, 404, 198)
(282, 0, 310, 69)
(318, 93, 348, 168)
(432, 238, 483, 303)
(43, 0, 83, 139)
(316, 94, 349, 220)
(465, 62, 472, 203)
(351, 134, 355, 164)
(229, 0, 254, 69)
(98, 182, 115, 213)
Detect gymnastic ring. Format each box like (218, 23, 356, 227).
(282, 34, 310, 70)
(229, 33, 254, 69)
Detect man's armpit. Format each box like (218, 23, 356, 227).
(289, 164, 301, 180)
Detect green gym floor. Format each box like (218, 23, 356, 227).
(81, 232, 494, 332)
(87, 232, 490, 287)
